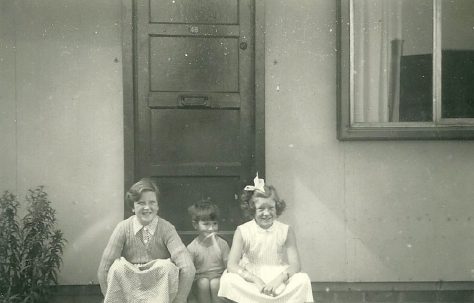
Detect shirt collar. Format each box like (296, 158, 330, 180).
(133, 215, 158, 235)
(253, 219, 276, 233)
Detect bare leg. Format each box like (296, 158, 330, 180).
(195, 278, 211, 303)
(210, 277, 224, 303)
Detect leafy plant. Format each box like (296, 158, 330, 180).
(0, 187, 66, 303)
(0, 191, 21, 302)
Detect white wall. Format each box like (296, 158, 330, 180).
(1, 0, 474, 284)
(0, 0, 17, 192)
(0, 0, 124, 284)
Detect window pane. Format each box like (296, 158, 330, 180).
(441, 0, 474, 118)
(352, 0, 433, 123)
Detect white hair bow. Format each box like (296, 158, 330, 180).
(244, 173, 265, 193)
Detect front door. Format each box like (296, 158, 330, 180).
(126, 0, 263, 243)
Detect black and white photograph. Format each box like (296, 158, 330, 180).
(1, 1, 473, 302)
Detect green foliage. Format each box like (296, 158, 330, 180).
(0, 191, 21, 303)
(0, 187, 66, 303)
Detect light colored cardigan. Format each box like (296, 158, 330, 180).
(97, 216, 195, 303)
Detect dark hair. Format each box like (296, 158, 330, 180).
(188, 197, 220, 222)
(125, 178, 160, 209)
(240, 185, 286, 218)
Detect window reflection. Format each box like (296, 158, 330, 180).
(352, 0, 433, 123)
(441, 0, 474, 119)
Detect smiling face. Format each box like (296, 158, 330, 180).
(254, 197, 277, 229)
(133, 191, 159, 225)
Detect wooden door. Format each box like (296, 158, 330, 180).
(124, 0, 264, 244)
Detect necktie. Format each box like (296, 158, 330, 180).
(143, 227, 151, 245)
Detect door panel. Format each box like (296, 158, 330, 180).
(150, 0, 239, 24)
(150, 36, 239, 92)
(149, 109, 240, 164)
(130, 0, 260, 242)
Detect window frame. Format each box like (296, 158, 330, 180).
(337, 0, 474, 140)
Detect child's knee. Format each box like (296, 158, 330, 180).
(196, 278, 210, 290)
(291, 272, 311, 285)
(209, 278, 220, 291)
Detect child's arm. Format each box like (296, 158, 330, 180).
(227, 228, 265, 291)
(164, 225, 196, 303)
(97, 222, 126, 296)
(226, 228, 243, 273)
(284, 226, 302, 276)
(186, 243, 196, 266)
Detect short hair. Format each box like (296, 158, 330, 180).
(125, 178, 160, 209)
(188, 198, 220, 222)
(240, 185, 286, 219)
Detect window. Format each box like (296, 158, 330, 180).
(337, 0, 474, 140)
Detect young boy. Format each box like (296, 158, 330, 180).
(187, 198, 230, 303)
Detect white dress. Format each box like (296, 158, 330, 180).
(218, 220, 314, 303)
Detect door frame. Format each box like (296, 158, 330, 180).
(121, 0, 266, 212)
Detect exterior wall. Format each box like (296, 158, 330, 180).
(264, 0, 474, 282)
(0, 0, 124, 284)
(1, 0, 473, 284)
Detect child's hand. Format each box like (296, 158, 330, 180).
(262, 275, 286, 297)
(254, 277, 266, 293)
